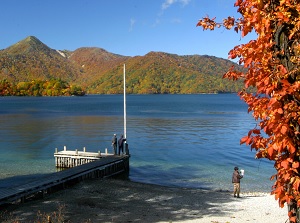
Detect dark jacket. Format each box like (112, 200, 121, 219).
(118, 136, 126, 147)
(232, 170, 243, 183)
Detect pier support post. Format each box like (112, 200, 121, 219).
(125, 143, 129, 155)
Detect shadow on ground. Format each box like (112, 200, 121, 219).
(2, 178, 241, 223)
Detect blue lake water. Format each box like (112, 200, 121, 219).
(0, 94, 276, 192)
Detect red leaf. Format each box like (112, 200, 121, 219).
(240, 136, 249, 144)
(281, 125, 288, 134)
(278, 64, 287, 74)
(281, 79, 290, 87)
(289, 143, 296, 154)
(293, 179, 300, 191)
(253, 129, 260, 134)
(281, 160, 289, 169)
(277, 108, 283, 114)
(268, 147, 274, 157)
(292, 162, 299, 169)
(289, 216, 296, 223)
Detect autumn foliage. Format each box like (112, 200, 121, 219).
(1, 36, 246, 95)
(197, 0, 300, 222)
(0, 79, 85, 96)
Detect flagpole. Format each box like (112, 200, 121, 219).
(123, 64, 127, 140)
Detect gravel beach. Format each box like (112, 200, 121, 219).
(2, 178, 288, 223)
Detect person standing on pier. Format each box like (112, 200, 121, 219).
(232, 166, 243, 198)
(112, 134, 117, 155)
(118, 134, 126, 155)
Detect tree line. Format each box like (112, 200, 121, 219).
(0, 79, 85, 96)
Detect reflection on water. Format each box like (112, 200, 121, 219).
(0, 94, 275, 192)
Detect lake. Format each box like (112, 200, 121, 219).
(0, 94, 276, 192)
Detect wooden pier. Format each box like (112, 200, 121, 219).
(0, 148, 130, 206)
(54, 146, 114, 168)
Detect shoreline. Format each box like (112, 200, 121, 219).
(2, 178, 288, 223)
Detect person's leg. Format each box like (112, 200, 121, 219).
(233, 183, 237, 197)
(236, 183, 241, 197)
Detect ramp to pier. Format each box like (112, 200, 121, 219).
(0, 155, 129, 206)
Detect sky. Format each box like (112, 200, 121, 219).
(0, 0, 256, 59)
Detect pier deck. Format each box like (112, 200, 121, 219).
(0, 155, 129, 206)
(54, 146, 114, 168)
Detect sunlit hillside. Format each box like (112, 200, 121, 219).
(0, 36, 244, 94)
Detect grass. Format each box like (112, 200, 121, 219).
(0, 204, 75, 223)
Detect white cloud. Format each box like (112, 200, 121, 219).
(180, 0, 190, 6)
(162, 0, 176, 10)
(129, 18, 136, 32)
(161, 0, 191, 10)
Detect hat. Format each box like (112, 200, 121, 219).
(234, 167, 239, 170)
(114, 134, 116, 136)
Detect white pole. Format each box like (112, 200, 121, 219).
(123, 64, 127, 139)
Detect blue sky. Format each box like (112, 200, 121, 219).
(0, 0, 255, 59)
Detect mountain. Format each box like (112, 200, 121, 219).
(69, 47, 129, 87)
(89, 51, 244, 94)
(0, 36, 244, 94)
(0, 36, 80, 83)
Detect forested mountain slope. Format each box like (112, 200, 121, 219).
(0, 36, 244, 94)
(0, 36, 80, 83)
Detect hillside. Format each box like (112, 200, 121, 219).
(0, 36, 245, 94)
(0, 36, 81, 83)
(69, 47, 129, 88)
(88, 52, 244, 94)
